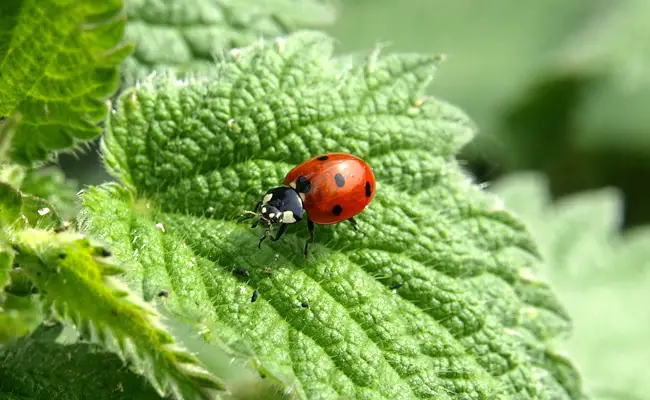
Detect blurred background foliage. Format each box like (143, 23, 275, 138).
(61, 0, 650, 229)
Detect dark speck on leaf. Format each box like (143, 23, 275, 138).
(389, 282, 403, 290)
(54, 224, 69, 233)
(100, 248, 112, 257)
(301, 301, 310, 308)
(158, 290, 169, 298)
(251, 290, 259, 303)
(234, 267, 249, 277)
(59, 253, 67, 259)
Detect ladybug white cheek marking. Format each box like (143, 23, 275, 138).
(289, 181, 297, 189)
(282, 211, 297, 223)
(299, 192, 306, 201)
(263, 193, 273, 204)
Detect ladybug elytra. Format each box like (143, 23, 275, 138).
(240, 153, 376, 256)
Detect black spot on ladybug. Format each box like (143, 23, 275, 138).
(365, 181, 372, 197)
(234, 268, 249, 277)
(296, 176, 311, 194)
(334, 173, 345, 188)
(332, 204, 343, 216)
(251, 290, 259, 303)
(301, 301, 310, 308)
(317, 155, 329, 161)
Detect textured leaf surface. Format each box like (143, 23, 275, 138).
(11, 229, 224, 399)
(122, 0, 337, 87)
(493, 172, 650, 400)
(80, 31, 583, 398)
(0, 0, 132, 165)
(0, 324, 162, 399)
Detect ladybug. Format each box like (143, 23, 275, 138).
(240, 153, 376, 256)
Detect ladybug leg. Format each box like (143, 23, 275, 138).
(258, 228, 270, 249)
(347, 217, 359, 231)
(304, 219, 315, 257)
(270, 223, 288, 242)
(347, 217, 367, 236)
(238, 201, 262, 223)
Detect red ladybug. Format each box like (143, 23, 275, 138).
(240, 153, 376, 256)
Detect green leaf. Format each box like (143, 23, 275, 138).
(0, 182, 23, 229)
(0, 294, 43, 345)
(0, 163, 79, 219)
(0, 0, 133, 165)
(0, 241, 11, 289)
(0, 324, 163, 399)
(81, 31, 583, 398)
(0, 180, 62, 232)
(11, 229, 225, 399)
(492, 172, 650, 400)
(0, 164, 26, 189)
(0, 115, 22, 164)
(122, 0, 337, 87)
(20, 166, 79, 219)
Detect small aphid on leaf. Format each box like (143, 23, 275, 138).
(158, 289, 170, 305)
(389, 282, 403, 290)
(99, 248, 112, 257)
(263, 266, 273, 274)
(54, 222, 70, 233)
(234, 267, 249, 277)
(251, 290, 259, 303)
(301, 301, 310, 308)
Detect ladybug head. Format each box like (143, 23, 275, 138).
(242, 186, 305, 228)
(259, 203, 284, 225)
(260, 187, 304, 225)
